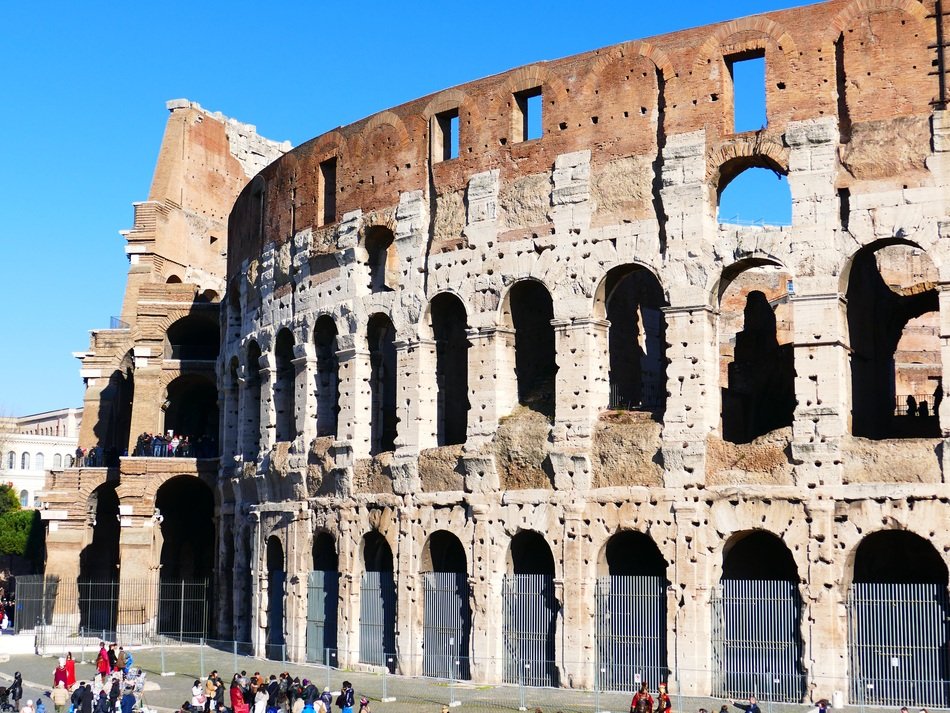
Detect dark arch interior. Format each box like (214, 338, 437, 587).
(366, 226, 396, 292)
(79, 485, 120, 582)
(312, 531, 338, 571)
(244, 342, 262, 460)
(604, 267, 666, 412)
(368, 314, 397, 454)
(314, 316, 340, 438)
(274, 329, 296, 442)
(166, 275, 183, 284)
(431, 293, 470, 446)
(363, 531, 394, 572)
(267, 536, 285, 573)
(164, 374, 218, 448)
(847, 244, 939, 439)
(423, 530, 467, 573)
(605, 531, 668, 577)
(265, 535, 286, 658)
(155, 476, 215, 580)
(722, 531, 799, 581)
(853, 530, 948, 584)
(94, 354, 134, 460)
(509, 530, 555, 575)
(508, 281, 557, 419)
(166, 315, 219, 361)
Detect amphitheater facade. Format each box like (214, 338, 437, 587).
(41, 0, 950, 706)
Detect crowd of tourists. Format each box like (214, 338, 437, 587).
(131, 432, 217, 459)
(206, 671, 365, 713)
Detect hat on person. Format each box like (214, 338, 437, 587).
(360, 698, 368, 706)
(323, 688, 330, 693)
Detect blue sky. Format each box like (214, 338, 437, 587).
(0, 0, 802, 416)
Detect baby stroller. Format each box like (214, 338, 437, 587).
(0, 687, 15, 713)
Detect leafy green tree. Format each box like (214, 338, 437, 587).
(0, 483, 19, 517)
(0, 509, 36, 557)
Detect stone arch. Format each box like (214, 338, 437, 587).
(265, 534, 286, 659)
(708, 139, 789, 196)
(273, 327, 296, 443)
(500, 278, 557, 419)
(428, 292, 470, 446)
(162, 373, 218, 450)
(598, 529, 668, 579)
(359, 111, 412, 150)
(78, 483, 120, 633)
(827, 0, 928, 38)
(308, 130, 350, 166)
(717, 258, 796, 443)
(845, 240, 940, 439)
(850, 529, 948, 585)
(694, 15, 799, 67)
(722, 529, 800, 581)
(360, 529, 397, 669)
(165, 312, 219, 360)
(421, 529, 467, 573)
(243, 340, 263, 461)
(314, 315, 340, 439)
(593, 264, 667, 413)
(421, 530, 472, 679)
(368, 313, 398, 455)
(308, 529, 340, 661)
(501, 64, 570, 140)
(363, 224, 399, 292)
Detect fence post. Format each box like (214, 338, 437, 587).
(200, 637, 205, 679)
(519, 660, 528, 711)
(160, 637, 166, 676)
(80, 629, 86, 664)
(282, 643, 287, 665)
(767, 670, 774, 713)
(233, 640, 238, 675)
(381, 654, 395, 702)
(594, 664, 601, 713)
(325, 649, 331, 690)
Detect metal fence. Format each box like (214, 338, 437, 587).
(14, 575, 209, 646)
(422, 571, 472, 680)
(711, 579, 805, 702)
(359, 571, 397, 671)
(502, 574, 559, 687)
(306, 570, 339, 664)
(595, 575, 668, 693)
(848, 582, 950, 707)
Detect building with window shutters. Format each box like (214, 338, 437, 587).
(40, 0, 950, 706)
(0, 409, 81, 508)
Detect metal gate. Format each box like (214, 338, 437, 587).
(156, 579, 209, 640)
(502, 574, 559, 687)
(79, 580, 120, 636)
(596, 575, 667, 692)
(306, 570, 339, 663)
(12, 575, 59, 633)
(848, 582, 950, 707)
(423, 571, 471, 680)
(711, 579, 805, 702)
(360, 571, 397, 671)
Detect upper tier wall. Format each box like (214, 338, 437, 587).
(227, 0, 942, 274)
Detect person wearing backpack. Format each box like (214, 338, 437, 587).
(334, 683, 353, 713)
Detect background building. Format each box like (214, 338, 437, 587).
(1, 408, 81, 507)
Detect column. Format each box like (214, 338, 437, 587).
(671, 500, 712, 695)
(258, 353, 276, 455)
(559, 503, 595, 687)
(465, 327, 517, 443)
(292, 343, 318, 449)
(336, 345, 372, 459)
(468, 502, 503, 682)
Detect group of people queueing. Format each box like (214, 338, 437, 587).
(205, 672, 366, 713)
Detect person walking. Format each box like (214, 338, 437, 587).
(51, 684, 68, 713)
(95, 643, 109, 684)
(10, 672, 24, 711)
(53, 659, 69, 689)
(335, 682, 353, 713)
(630, 681, 653, 713)
(64, 654, 77, 690)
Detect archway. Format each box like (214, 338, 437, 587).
(314, 316, 340, 438)
(713, 531, 804, 701)
(365, 226, 398, 292)
(164, 374, 218, 455)
(597, 266, 667, 413)
(243, 341, 262, 460)
(421, 531, 471, 679)
(368, 315, 397, 454)
(504, 281, 557, 420)
(94, 353, 134, 461)
(266, 536, 286, 660)
(307, 532, 339, 664)
(78, 484, 120, 635)
(430, 294, 470, 445)
(503, 530, 559, 686)
(719, 262, 796, 443)
(360, 530, 397, 671)
(849, 531, 949, 707)
(165, 314, 219, 361)
(596, 531, 669, 691)
(274, 329, 297, 443)
(718, 166, 792, 226)
(847, 242, 940, 439)
(154, 476, 214, 639)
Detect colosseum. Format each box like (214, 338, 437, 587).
(39, 0, 950, 706)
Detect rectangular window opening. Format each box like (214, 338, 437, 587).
(514, 87, 543, 142)
(318, 157, 337, 226)
(727, 52, 767, 133)
(434, 109, 460, 163)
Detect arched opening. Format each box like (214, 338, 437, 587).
(365, 226, 398, 292)
(847, 242, 940, 439)
(20, 453, 30, 470)
(163, 374, 218, 456)
(94, 354, 134, 462)
(274, 329, 297, 443)
(307, 532, 339, 663)
(430, 294, 470, 445)
(314, 316, 340, 439)
(166, 274, 183, 284)
(596, 531, 669, 692)
(227, 280, 242, 340)
(18, 490, 28, 507)
(719, 262, 796, 443)
(849, 531, 949, 707)
(78, 484, 120, 634)
(223, 357, 240, 462)
(505, 281, 557, 420)
(713, 531, 804, 701)
(5, 452, 13, 469)
(421, 531, 471, 679)
(368, 314, 397, 455)
(718, 162, 791, 226)
(244, 341, 262, 460)
(598, 266, 667, 413)
(266, 535, 286, 660)
(53, 454, 62, 468)
(360, 530, 397, 671)
(504, 531, 559, 686)
(35, 453, 44, 470)
(155, 476, 214, 638)
(165, 315, 219, 361)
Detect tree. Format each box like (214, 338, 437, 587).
(0, 483, 43, 569)
(0, 484, 19, 517)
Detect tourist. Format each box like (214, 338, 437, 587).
(318, 688, 332, 713)
(116, 647, 127, 674)
(357, 697, 370, 713)
(10, 673, 23, 711)
(730, 697, 760, 713)
(51, 684, 68, 713)
(19, 699, 34, 713)
(107, 644, 118, 672)
(120, 687, 136, 713)
(191, 681, 205, 710)
(335, 682, 354, 713)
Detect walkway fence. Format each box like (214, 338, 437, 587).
(11, 576, 950, 711)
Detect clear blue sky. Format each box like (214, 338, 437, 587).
(0, 0, 802, 416)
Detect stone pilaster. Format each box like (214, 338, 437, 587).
(465, 327, 517, 443)
(337, 343, 372, 459)
(292, 343, 317, 449)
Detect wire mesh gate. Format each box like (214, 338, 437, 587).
(595, 575, 668, 692)
(848, 582, 950, 707)
(711, 579, 805, 702)
(12, 575, 60, 634)
(306, 570, 339, 664)
(502, 574, 559, 687)
(360, 571, 397, 671)
(422, 571, 471, 679)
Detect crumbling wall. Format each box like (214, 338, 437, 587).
(591, 412, 663, 488)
